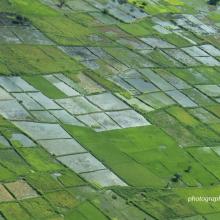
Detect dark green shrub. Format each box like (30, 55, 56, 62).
(208, 0, 220, 5)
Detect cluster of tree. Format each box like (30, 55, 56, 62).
(57, 0, 65, 8)
(12, 15, 29, 25)
(208, 0, 220, 5)
(117, 0, 128, 4)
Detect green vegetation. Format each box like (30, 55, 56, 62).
(23, 75, 67, 99)
(0, 45, 82, 75)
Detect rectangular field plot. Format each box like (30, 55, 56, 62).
(140, 69, 175, 91)
(12, 93, 44, 111)
(56, 97, 100, 115)
(0, 100, 32, 121)
(0, 76, 22, 92)
(77, 112, 120, 131)
(182, 88, 215, 106)
(43, 75, 79, 97)
(5, 180, 38, 200)
(87, 93, 129, 111)
(0, 88, 12, 100)
(13, 121, 71, 140)
(124, 78, 159, 93)
(182, 46, 209, 57)
(0, 135, 11, 149)
(155, 69, 191, 90)
(57, 153, 106, 173)
(107, 110, 150, 128)
(10, 133, 36, 148)
(206, 105, 220, 118)
(38, 139, 86, 156)
(81, 169, 127, 187)
(166, 90, 198, 107)
(12, 26, 53, 45)
(0, 26, 20, 43)
(140, 37, 175, 48)
(196, 85, 220, 98)
(194, 56, 220, 66)
(0, 20, 53, 45)
(50, 110, 84, 126)
(167, 106, 200, 127)
(0, 184, 14, 202)
(117, 94, 154, 112)
(8, 77, 37, 92)
(24, 75, 67, 99)
(187, 147, 220, 180)
(164, 49, 199, 66)
(111, 161, 165, 187)
(28, 92, 61, 110)
(139, 92, 175, 109)
(189, 108, 220, 124)
(148, 110, 201, 147)
(59, 46, 97, 61)
(200, 44, 220, 56)
(31, 110, 58, 123)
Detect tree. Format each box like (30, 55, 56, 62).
(12, 14, 29, 25)
(57, 0, 65, 8)
(208, 0, 220, 5)
(184, 166, 192, 173)
(171, 173, 181, 183)
(118, 0, 128, 4)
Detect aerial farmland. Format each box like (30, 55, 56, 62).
(0, 0, 220, 219)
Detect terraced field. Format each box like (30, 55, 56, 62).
(0, 0, 220, 219)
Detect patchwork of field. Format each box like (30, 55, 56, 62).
(0, 0, 220, 219)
